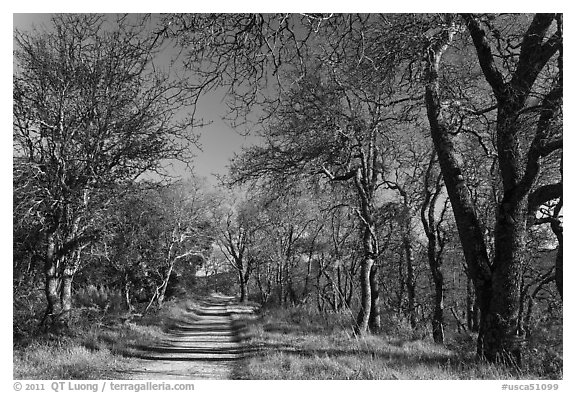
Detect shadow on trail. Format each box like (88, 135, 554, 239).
(128, 294, 260, 379)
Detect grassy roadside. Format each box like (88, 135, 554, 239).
(243, 306, 562, 380)
(13, 299, 197, 380)
(14, 298, 561, 380)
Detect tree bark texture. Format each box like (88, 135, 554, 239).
(426, 14, 561, 364)
(555, 239, 562, 298)
(239, 272, 247, 303)
(466, 277, 479, 332)
(123, 273, 133, 312)
(420, 152, 447, 344)
(352, 154, 381, 335)
(157, 258, 176, 308)
(479, 199, 526, 363)
(550, 203, 563, 298)
(61, 268, 74, 320)
(356, 255, 374, 334)
(368, 263, 381, 332)
(424, 16, 501, 362)
(403, 234, 417, 329)
(43, 233, 64, 329)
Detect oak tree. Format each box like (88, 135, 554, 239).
(13, 14, 197, 328)
(424, 13, 562, 363)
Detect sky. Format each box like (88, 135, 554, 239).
(12, 13, 261, 186)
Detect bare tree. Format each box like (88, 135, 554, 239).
(420, 151, 450, 343)
(164, 14, 562, 359)
(13, 14, 197, 329)
(216, 199, 263, 303)
(151, 182, 214, 309)
(228, 65, 397, 333)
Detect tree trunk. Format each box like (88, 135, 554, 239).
(158, 260, 176, 308)
(432, 280, 444, 343)
(316, 266, 324, 312)
(287, 276, 298, 305)
(157, 287, 166, 307)
(123, 272, 133, 312)
(463, 13, 561, 365)
(336, 266, 343, 311)
(303, 252, 313, 301)
(60, 249, 82, 326)
(255, 265, 269, 304)
(60, 267, 74, 325)
(472, 295, 480, 333)
(368, 263, 381, 332)
(43, 233, 63, 330)
(277, 260, 284, 306)
(345, 270, 354, 310)
(397, 250, 405, 317)
(404, 235, 417, 329)
(466, 277, 474, 331)
(555, 241, 562, 298)
(239, 272, 247, 303)
(356, 256, 374, 334)
(429, 261, 444, 344)
(332, 277, 338, 312)
(476, 177, 527, 365)
(551, 215, 563, 298)
(425, 18, 496, 361)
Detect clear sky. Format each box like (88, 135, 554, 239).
(12, 13, 260, 186)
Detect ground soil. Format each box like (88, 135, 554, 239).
(124, 294, 259, 380)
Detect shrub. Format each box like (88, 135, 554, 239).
(75, 285, 125, 313)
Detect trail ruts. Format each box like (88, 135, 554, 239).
(125, 294, 260, 379)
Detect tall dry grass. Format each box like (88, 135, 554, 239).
(243, 304, 561, 380)
(13, 287, 194, 380)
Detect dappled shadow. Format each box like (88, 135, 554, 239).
(262, 322, 332, 335)
(252, 338, 467, 371)
(263, 322, 301, 335)
(126, 294, 260, 379)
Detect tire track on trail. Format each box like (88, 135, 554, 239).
(124, 294, 260, 379)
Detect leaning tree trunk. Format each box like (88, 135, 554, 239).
(466, 277, 473, 331)
(424, 16, 493, 362)
(157, 259, 176, 308)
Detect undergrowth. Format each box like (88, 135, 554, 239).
(244, 305, 562, 380)
(13, 295, 195, 380)
(14, 292, 562, 380)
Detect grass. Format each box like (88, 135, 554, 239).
(13, 298, 195, 380)
(243, 305, 562, 380)
(13, 338, 132, 380)
(14, 295, 562, 380)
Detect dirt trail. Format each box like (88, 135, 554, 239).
(124, 294, 259, 380)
